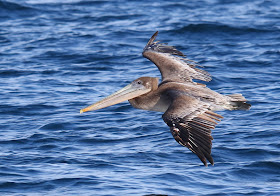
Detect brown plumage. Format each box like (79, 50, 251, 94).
(81, 31, 251, 166)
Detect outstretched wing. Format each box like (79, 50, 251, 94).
(162, 90, 223, 166)
(143, 31, 211, 83)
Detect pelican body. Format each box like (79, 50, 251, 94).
(80, 32, 251, 166)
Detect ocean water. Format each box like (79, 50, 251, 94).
(0, 0, 280, 195)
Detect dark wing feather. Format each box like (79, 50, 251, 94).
(143, 31, 211, 83)
(162, 90, 223, 166)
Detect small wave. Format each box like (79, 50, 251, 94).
(172, 23, 275, 35)
(0, 104, 57, 117)
(0, 0, 38, 18)
(78, 132, 154, 145)
(0, 0, 33, 10)
(229, 161, 280, 181)
(98, 14, 144, 23)
(0, 133, 61, 145)
(0, 69, 37, 78)
(0, 174, 102, 191)
(39, 122, 71, 131)
(0, 36, 10, 44)
(0, 137, 28, 145)
(71, 0, 107, 6)
(245, 161, 280, 170)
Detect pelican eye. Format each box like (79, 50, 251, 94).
(137, 80, 142, 85)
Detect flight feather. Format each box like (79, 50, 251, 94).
(143, 31, 212, 83)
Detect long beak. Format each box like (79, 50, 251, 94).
(80, 83, 150, 113)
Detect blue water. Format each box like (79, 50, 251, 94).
(1, 0, 280, 195)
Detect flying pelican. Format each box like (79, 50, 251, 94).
(80, 31, 251, 166)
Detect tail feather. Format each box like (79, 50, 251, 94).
(228, 94, 251, 110)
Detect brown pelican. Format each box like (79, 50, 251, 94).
(80, 31, 251, 166)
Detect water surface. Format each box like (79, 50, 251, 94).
(0, 0, 280, 195)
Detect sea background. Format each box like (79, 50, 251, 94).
(0, 0, 280, 195)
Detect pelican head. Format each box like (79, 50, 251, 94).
(80, 77, 159, 113)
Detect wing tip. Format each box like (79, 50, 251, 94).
(199, 150, 215, 167)
(143, 31, 185, 57)
(143, 31, 159, 51)
(202, 156, 214, 167)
